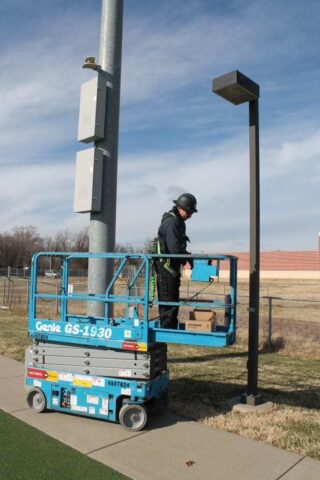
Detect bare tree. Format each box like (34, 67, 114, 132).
(51, 230, 73, 252)
(73, 227, 89, 252)
(0, 232, 14, 267)
(0, 225, 43, 268)
(0, 224, 148, 270)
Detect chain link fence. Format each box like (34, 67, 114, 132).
(1, 275, 319, 355)
(236, 294, 320, 353)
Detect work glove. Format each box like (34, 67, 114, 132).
(188, 256, 194, 269)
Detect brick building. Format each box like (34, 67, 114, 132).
(184, 251, 320, 279)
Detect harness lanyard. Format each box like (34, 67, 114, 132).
(149, 269, 156, 303)
(157, 233, 178, 277)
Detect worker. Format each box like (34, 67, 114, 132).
(154, 193, 197, 329)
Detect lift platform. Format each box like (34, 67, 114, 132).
(28, 252, 237, 350)
(25, 251, 237, 430)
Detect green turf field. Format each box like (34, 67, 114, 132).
(0, 410, 130, 480)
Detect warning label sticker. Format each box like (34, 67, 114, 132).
(87, 395, 99, 405)
(73, 375, 92, 388)
(92, 377, 105, 388)
(118, 369, 132, 377)
(46, 370, 58, 382)
(121, 388, 131, 396)
(59, 372, 74, 383)
(28, 368, 46, 379)
(99, 408, 108, 416)
(71, 405, 87, 413)
(138, 343, 147, 352)
(28, 368, 59, 382)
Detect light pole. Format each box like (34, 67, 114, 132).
(212, 70, 262, 405)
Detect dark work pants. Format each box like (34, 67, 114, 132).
(155, 265, 181, 329)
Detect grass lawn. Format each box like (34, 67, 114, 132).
(168, 344, 320, 460)
(0, 409, 130, 480)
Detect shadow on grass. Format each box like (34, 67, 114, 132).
(169, 377, 320, 416)
(168, 350, 248, 364)
(260, 336, 286, 353)
(168, 339, 289, 364)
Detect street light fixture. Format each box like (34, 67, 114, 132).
(212, 70, 262, 405)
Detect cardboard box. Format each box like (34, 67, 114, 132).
(189, 309, 216, 321)
(185, 309, 216, 332)
(214, 310, 226, 325)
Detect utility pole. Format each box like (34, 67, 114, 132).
(87, 0, 123, 316)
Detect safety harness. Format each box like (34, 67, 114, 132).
(157, 211, 179, 277)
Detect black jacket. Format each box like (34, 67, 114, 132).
(157, 207, 190, 270)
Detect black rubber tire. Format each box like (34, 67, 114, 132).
(26, 388, 46, 413)
(119, 404, 147, 431)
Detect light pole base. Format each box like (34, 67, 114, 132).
(233, 398, 273, 415)
(241, 393, 264, 406)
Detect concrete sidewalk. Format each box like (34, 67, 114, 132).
(0, 355, 319, 480)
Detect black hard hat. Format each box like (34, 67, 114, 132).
(173, 193, 198, 213)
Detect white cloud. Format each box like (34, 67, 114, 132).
(116, 139, 251, 248)
(0, 115, 318, 252)
(0, 9, 99, 163)
(263, 129, 320, 171)
(121, 12, 255, 106)
(115, 124, 320, 251)
(0, 161, 76, 233)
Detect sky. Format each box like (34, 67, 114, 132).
(0, 0, 319, 253)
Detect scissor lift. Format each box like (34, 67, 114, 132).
(25, 252, 237, 431)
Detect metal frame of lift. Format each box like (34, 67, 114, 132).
(25, 252, 237, 430)
(28, 252, 237, 349)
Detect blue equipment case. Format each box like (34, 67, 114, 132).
(25, 252, 237, 430)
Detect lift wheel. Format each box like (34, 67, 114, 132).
(26, 388, 46, 413)
(119, 404, 148, 431)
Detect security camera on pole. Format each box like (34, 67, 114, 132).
(74, 0, 124, 317)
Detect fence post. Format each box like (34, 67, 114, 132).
(268, 296, 273, 352)
(26, 280, 30, 312)
(56, 282, 60, 316)
(6, 278, 9, 306)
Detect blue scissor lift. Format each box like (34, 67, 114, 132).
(25, 252, 237, 431)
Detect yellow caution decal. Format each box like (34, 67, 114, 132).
(137, 343, 148, 352)
(45, 370, 59, 382)
(73, 374, 92, 388)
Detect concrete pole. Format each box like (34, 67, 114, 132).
(88, 0, 123, 317)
